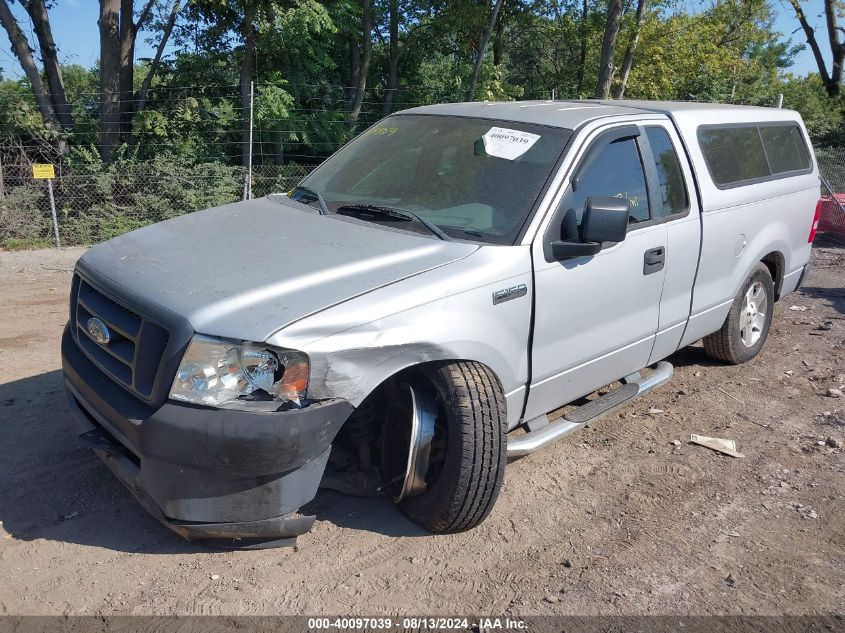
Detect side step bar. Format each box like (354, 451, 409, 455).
(507, 361, 673, 458)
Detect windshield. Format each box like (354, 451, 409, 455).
(299, 114, 571, 244)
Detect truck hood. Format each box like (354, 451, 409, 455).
(78, 196, 478, 342)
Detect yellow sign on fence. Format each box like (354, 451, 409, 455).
(32, 163, 55, 179)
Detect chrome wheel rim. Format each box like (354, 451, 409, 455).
(740, 281, 767, 348)
(383, 384, 437, 502)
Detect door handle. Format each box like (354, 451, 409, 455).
(643, 247, 665, 275)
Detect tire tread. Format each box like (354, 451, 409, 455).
(703, 263, 774, 365)
(399, 360, 506, 534)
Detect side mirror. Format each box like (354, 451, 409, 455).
(550, 239, 601, 260)
(581, 195, 630, 244)
(549, 195, 630, 261)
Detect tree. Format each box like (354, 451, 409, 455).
(349, 0, 372, 125)
(136, 0, 182, 116)
(99, 0, 181, 158)
(382, 0, 399, 114)
(0, 0, 182, 160)
(779, 73, 845, 142)
(0, 0, 840, 177)
(788, 0, 845, 97)
(594, 0, 622, 98)
(99, 0, 121, 161)
(23, 0, 72, 130)
(576, 0, 589, 94)
(118, 0, 156, 136)
(614, 0, 647, 98)
(239, 9, 257, 166)
(466, 0, 506, 101)
(0, 0, 63, 139)
(187, 0, 292, 163)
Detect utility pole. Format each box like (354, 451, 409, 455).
(47, 178, 59, 247)
(776, 93, 783, 108)
(32, 163, 59, 246)
(244, 80, 254, 201)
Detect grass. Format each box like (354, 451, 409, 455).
(2, 237, 57, 250)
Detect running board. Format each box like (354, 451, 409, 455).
(507, 361, 673, 458)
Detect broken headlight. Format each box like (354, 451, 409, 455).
(170, 335, 309, 407)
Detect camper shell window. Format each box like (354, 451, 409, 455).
(697, 122, 812, 189)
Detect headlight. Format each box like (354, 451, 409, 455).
(170, 335, 309, 407)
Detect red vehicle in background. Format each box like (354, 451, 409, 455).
(817, 193, 845, 237)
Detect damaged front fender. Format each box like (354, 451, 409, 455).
(267, 246, 534, 429)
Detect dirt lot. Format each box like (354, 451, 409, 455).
(0, 243, 843, 617)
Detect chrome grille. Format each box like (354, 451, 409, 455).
(72, 274, 169, 400)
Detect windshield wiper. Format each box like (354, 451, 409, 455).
(291, 185, 329, 215)
(338, 204, 450, 241)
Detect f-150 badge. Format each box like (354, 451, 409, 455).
(492, 284, 528, 305)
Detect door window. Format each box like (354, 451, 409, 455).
(566, 137, 651, 228)
(645, 127, 688, 217)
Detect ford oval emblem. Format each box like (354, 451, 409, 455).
(86, 317, 111, 345)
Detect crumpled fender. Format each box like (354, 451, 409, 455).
(267, 245, 533, 429)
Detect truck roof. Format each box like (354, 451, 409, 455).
(400, 99, 798, 130)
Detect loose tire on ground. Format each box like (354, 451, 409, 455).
(397, 361, 507, 534)
(703, 262, 775, 364)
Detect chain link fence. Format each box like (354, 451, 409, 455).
(0, 161, 316, 248)
(817, 146, 845, 237)
(1, 146, 843, 249)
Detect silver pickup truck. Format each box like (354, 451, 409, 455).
(62, 100, 820, 548)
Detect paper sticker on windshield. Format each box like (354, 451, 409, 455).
(482, 127, 540, 160)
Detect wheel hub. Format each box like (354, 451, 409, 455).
(740, 281, 767, 348)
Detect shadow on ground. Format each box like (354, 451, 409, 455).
(798, 286, 845, 315)
(665, 343, 724, 368)
(0, 370, 424, 554)
(304, 491, 428, 538)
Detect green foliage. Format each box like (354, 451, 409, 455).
(1, 0, 844, 250)
(0, 79, 53, 143)
(3, 0, 841, 167)
(477, 62, 524, 102)
(625, 0, 794, 102)
(779, 75, 845, 144)
(55, 151, 244, 245)
(0, 185, 52, 248)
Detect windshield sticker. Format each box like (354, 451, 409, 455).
(482, 127, 540, 160)
(365, 126, 399, 137)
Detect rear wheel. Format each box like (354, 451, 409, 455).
(394, 361, 507, 534)
(703, 263, 775, 364)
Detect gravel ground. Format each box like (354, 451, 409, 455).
(0, 242, 843, 616)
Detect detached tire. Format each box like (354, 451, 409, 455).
(398, 361, 507, 534)
(703, 263, 775, 364)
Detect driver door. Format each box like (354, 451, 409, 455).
(523, 124, 667, 421)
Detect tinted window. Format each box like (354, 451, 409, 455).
(567, 137, 650, 225)
(699, 126, 769, 185)
(698, 123, 811, 188)
(645, 127, 688, 216)
(759, 125, 811, 173)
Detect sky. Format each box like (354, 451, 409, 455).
(0, 0, 835, 82)
(770, 0, 833, 74)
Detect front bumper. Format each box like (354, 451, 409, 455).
(62, 325, 353, 548)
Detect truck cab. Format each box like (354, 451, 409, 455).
(62, 100, 820, 547)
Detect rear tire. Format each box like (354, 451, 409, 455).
(398, 361, 506, 534)
(703, 263, 774, 364)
